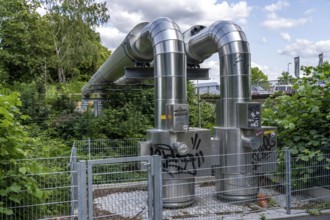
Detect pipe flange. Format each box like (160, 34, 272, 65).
(172, 142, 189, 155)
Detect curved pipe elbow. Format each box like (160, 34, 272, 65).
(184, 21, 250, 65)
(126, 17, 185, 60)
(81, 17, 185, 96)
(82, 17, 187, 130)
(184, 20, 251, 127)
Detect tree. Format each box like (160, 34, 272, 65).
(277, 71, 295, 85)
(0, 0, 54, 84)
(251, 67, 270, 89)
(40, 0, 110, 82)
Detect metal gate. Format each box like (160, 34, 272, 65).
(77, 156, 162, 220)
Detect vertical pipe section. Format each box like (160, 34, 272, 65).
(185, 21, 251, 126)
(184, 21, 254, 201)
(134, 18, 187, 129)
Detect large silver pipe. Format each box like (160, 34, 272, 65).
(81, 17, 187, 130)
(140, 18, 187, 130)
(184, 21, 251, 125)
(184, 21, 255, 201)
(81, 22, 149, 96)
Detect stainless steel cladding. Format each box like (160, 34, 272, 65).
(83, 17, 197, 208)
(184, 21, 258, 201)
(83, 17, 277, 205)
(144, 128, 212, 208)
(81, 22, 149, 96)
(184, 21, 251, 127)
(81, 17, 187, 130)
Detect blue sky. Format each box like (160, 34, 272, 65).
(96, 0, 330, 81)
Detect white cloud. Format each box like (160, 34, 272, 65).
(261, 1, 310, 30)
(304, 8, 317, 15)
(251, 62, 282, 80)
(252, 62, 269, 72)
(262, 14, 309, 29)
(280, 32, 291, 41)
(278, 39, 330, 58)
(98, 0, 251, 50)
(266, 66, 286, 80)
(261, 37, 267, 43)
(95, 26, 126, 50)
(264, 0, 289, 12)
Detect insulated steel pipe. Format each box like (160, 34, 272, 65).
(184, 21, 251, 124)
(81, 22, 149, 95)
(81, 17, 187, 130)
(82, 17, 199, 208)
(184, 21, 258, 201)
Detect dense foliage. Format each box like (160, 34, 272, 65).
(263, 62, 330, 188)
(0, 0, 53, 83)
(48, 87, 155, 142)
(0, 0, 110, 85)
(41, 0, 110, 82)
(0, 0, 110, 217)
(0, 86, 46, 217)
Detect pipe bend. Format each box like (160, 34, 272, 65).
(129, 17, 185, 59)
(82, 17, 185, 97)
(184, 20, 249, 64)
(124, 17, 187, 129)
(184, 20, 251, 127)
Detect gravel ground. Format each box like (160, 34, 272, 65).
(93, 183, 316, 219)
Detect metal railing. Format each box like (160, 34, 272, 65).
(74, 144, 329, 219)
(82, 156, 162, 220)
(1, 157, 77, 220)
(2, 139, 329, 220)
(73, 138, 145, 160)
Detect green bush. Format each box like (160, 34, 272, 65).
(0, 86, 47, 218)
(263, 62, 330, 188)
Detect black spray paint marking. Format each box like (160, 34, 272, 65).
(252, 133, 276, 171)
(150, 134, 204, 177)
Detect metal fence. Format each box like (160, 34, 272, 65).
(83, 156, 162, 220)
(2, 139, 330, 220)
(75, 147, 329, 219)
(290, 152, 330, 213)
(72, 139, 329, 219)
(73, 138, 145, 160)
(1, 156, 77, 220)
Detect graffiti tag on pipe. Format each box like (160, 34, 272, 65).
(150, 134, 205, 177)
(251, 132, 276, 171)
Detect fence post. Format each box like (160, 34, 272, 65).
(78, 160, 87, 220)
(285, 148, 292, 214)
(70, 146, 78, 220)
(152, 155, 163, 220)
(88, 161, 94, 220)
(88, 138, 91, 160)
(146, 159, 153, 219)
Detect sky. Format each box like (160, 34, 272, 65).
(95, 0, 330, 82)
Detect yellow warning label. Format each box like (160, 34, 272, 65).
(161, 115, 166, 120)
(264, 130, 275, 135)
